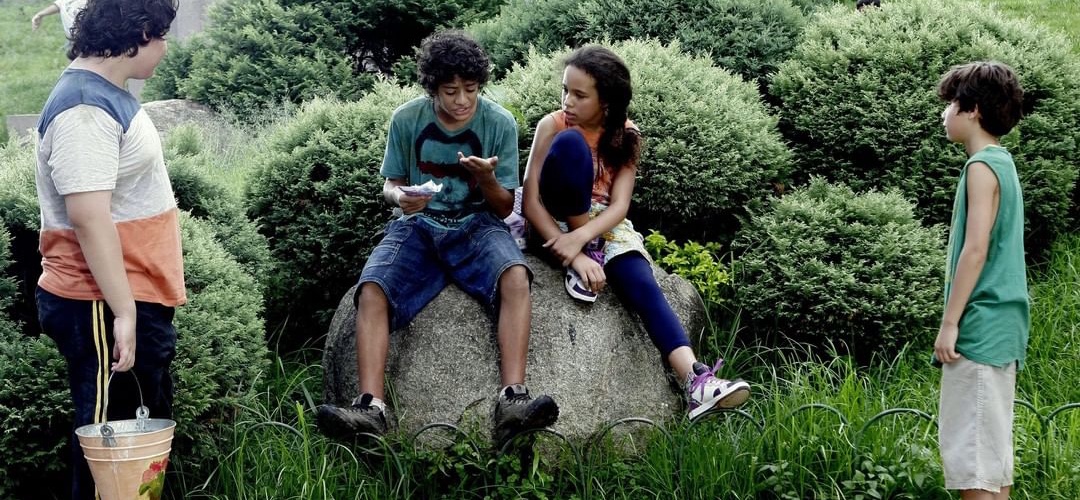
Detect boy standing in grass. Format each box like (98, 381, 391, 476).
(316, 30, 558, 448)
(34, 0, 181, 498)
(934, 61, 1028, 499)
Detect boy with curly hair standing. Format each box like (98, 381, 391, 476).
(935, 61, 1028, 499)
(317, 30, 558, 447)
(34, 0, 181, 498)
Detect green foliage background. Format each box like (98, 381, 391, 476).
(734, 178, 946, 361)
(770, 0, 1080, 256)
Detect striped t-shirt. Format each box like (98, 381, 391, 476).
(35, 68, 185, 306)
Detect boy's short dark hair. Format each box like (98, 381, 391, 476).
(937, 61, 1024, 137)
(416, 30, 490, 97)
(69, 0, 177, 60)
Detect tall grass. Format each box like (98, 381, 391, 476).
(185, 334, 1079, 498)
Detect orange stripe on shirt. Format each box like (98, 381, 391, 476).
(38, 208, 186, 306)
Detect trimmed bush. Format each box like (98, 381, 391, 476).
(578, 0, 806, 90)
(770, 0, 1080, 256)
(0, 143, 41, 331)
(467, 0, 587, 79)
(180, 0, 369, 116)
(171, 213, 270, 479)
(473, 0, 805, 89)
(142, 37, 203, 102)
(0, 140, 270, 490)
(733, 178, 945, 361)
(165, 130, 272, 287)
(788, 0, 845, 13)
(0, 228, 69, 496)
(283, 0, 504, 75)
(245, 84, 416, 341)
(498, 39, 792, 243)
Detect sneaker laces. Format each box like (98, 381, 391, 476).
(688, 359, 725, 394)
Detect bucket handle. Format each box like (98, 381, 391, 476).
(99, 370, 150, 447)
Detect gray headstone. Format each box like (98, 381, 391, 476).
(323, 253, 706, 442)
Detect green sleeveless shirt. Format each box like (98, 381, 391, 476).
(944, 145, 1030, 369)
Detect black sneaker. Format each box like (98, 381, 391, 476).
(317, 393, 388, 439)
(492, 384, 559, 448)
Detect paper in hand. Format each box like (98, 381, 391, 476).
(399, 180, 443, 197)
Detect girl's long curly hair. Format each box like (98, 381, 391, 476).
(564, 45, 642, 171)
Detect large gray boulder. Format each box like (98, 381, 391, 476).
(322, 253, 706, 441)
(142, 99, 219, 142)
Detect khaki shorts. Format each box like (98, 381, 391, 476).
(938, 356, 1016, 492)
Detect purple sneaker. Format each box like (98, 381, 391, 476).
(583, 237, 605, 266)
(685, 360, 750, 420)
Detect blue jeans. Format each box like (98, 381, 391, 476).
(357, 211, 531, 331)
(37, 287, 177, 500)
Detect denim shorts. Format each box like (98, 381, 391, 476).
(939, 356, 1016, 492)
(357, 211, 531, 331)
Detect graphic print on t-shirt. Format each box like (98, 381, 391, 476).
(414, 122, 486, 220)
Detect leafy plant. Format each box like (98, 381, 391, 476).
(645, 231, 731, 313)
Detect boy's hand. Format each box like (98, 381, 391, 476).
(570, 254, 606, 293)
(934, 323, 961, 364)
(458, 153, 497, 178)
(111, 315, 136, 372)
(393, 188, 432, 215)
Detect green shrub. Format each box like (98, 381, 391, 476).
(180, 0, 369, 116)
(142, 37, 203, 102)
(245, 84, 416, 341)
(284, 0, 504, 75)
(0, 139, 270, 489)
(645, 231, 732, 314)
(466, 0, 587, 79)
(0, 143, 40, 331)
(733, 178, 945, 361)
(473, 0, 805, 89)
(0, 228, 69, 496)
(788, 0, 845, 13)
(498, 39, 792, 243)
(171, 213, 270, 480)
(578, 0, 806, 90)
(770, 0, 1080, 256)
(165, 131, 272, 287)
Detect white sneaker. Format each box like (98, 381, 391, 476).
(686, 360, 750, 420)
(564, 268, 597, 303)
(503, 187, 527, 250)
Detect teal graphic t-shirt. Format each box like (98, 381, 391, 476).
(381, 96, 519, 225)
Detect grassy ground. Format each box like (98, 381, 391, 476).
(991, 0, 1080, 52)
(0, 0, 68, 144)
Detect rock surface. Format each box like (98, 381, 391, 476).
(322, 254, 707, 441)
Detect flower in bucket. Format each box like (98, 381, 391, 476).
(138, 458, 168, 500)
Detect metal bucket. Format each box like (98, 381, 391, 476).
(74, 372, 175, 500)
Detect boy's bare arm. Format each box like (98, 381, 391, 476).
(935, 162, 999, 363)
(65, 190, 137, 372)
